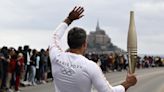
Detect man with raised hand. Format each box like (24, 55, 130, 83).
(49, 6, 137, 92)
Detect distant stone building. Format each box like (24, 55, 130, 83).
(86, 21, 125, 54)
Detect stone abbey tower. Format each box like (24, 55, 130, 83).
(86, 21, 125, 54)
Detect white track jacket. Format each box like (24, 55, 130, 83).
(49, 22, 125, 92)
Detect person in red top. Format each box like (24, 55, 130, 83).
(15, 53, 24, 92)
(6, 48, 17, 92)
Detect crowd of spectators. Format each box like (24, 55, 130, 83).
(85, 53, 164, 73)
(0, 45, 51, 92)
(0, 45, 163, 92)
(136, 56, 163, 68)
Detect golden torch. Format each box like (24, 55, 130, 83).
(127, 11, 137, 74)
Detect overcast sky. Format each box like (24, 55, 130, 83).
(0, 0, 164, 55)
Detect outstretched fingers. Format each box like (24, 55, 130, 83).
(78, 8, 84, 14)
(78, 7, 84, 18)
(77, 7, 84, 18)
(76, 6, 83, 12)
(73, 6, 84, 13)
(64, 6, 84, 25)
(72, 6, 78, 12)
(78, 14, 84, 19)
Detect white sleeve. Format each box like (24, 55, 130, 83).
(36, 56, 40, 69)
(49, 22, 68, 62)
(89, 62, 125, 92)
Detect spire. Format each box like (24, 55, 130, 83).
(96, 20, 100, 31)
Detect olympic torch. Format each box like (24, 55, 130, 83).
(127, 11, 137, 74)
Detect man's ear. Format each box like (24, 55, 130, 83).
(83, 40, 87, 49)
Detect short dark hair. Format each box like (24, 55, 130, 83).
(67, 27, 86, 49)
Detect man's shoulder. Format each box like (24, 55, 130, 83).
(78, 55, 95, 63)
(78, 55, 99, 68)
(56, 52, 97, 65)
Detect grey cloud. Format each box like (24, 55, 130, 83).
(0, 0, 164, 55)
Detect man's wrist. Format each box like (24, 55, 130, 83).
(121, 81, 131, 91)
(64, 18, 73, 25)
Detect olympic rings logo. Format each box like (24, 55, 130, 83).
(61, 68, 75, 76)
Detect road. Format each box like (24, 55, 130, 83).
(21, 67, 164, 92)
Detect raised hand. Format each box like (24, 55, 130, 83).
(64, 6, 84, 25)
(68, 6, 84, 21)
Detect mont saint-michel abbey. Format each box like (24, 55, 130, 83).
(86, 21, 125, 54)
